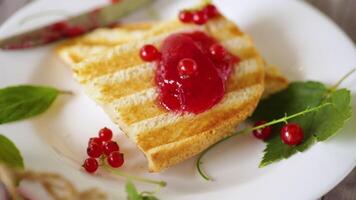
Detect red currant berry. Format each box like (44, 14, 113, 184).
(209, 43, 226, 60)
(107, 151, 124, 168)
(179, 10, 193, 23)
(82, 158, 98, 173)
(140, 44, 160, 62)
(192, 10, 208, 25)
(103, 141, 120, 156)
(280, 123, 304, 145)
(253, 120, 272, 140)
(98, 127, 113, 141)
(88, 137, 103, 147)
(203, 4, 219, 18)
(87, 143, 103, 158)
(178, 58, 198, 77)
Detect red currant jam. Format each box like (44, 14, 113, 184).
(155, 31, 238, 114)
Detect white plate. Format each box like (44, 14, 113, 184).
(1, 0, 356, 199)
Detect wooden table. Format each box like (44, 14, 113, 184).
(0, 0, 355, 199)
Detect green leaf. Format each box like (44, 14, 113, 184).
(0, 134, 24, 169)
(125, 181, 160, 200)
(313, 89, 352, 141)
(0, 85, 59, 124)
(126, 181, 143, 200)
(252, 81, 352, 167)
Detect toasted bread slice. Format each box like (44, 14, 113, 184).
(57, 17, 281, 172)
(263, 65, 288, 98)
(57, 22, 288, 97)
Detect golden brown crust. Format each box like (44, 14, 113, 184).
(56, 18, 289, 172)
(146, 97, 261, 172)
(263, 65, 289, 98)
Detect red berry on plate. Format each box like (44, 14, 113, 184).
(209, 43, 226, 60)
(88, 137, 103, 147)
(98, 127, 113, 141)
(192, 10, 208, 25)
(203, 4, 219, 18)
(103, 141, 120, 156)
(87, 143, 103, 158)
(140, 44, 160, 62)
(107, 151, 124, 168)
(82, 158, 98, 173)
(178, 58, 198, 77)
(280, 123, 304, 145)
(179, 10, 193, 23)
(253, 120, 272, 140)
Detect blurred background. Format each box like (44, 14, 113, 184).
(0, 0, 355, 199)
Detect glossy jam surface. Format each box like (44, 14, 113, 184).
(156, 31, 238, 114)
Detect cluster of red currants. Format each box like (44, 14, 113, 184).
(253, 121, 304, 145)
(82, 127, 124, 173)
(179, 4, 220, 25)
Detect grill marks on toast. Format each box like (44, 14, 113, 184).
(58, 18, 270, 172)
(74, 35, 250, 84)
(135, 84, 263, 151)
(145, 93, 260, 172)
(82, 37, 256, 104)
(73, 18, 264, 144)
(58, 45, 109, 64)
(73, 27, 200, 83)
(119, 99, 166, 126)
(71, 19, 242, 84)
(110, 58, 262, 126)
(114, 73, 264, 127)
(74, 49, 143, 83)
(91, 63, 155, 103)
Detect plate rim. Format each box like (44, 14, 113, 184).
(0, 0, 356, 199)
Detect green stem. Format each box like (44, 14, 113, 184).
(196, 103, 331, 181)
(104, 165, 166, 187)
(328, 68, 356, 93)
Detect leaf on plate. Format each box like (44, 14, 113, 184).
(252, 81, 352, 167)
(0, 134, 24, 169)
(126, 181, 142, 200)
(0, 85, 60, 124)
(126, 181, 160, 200)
